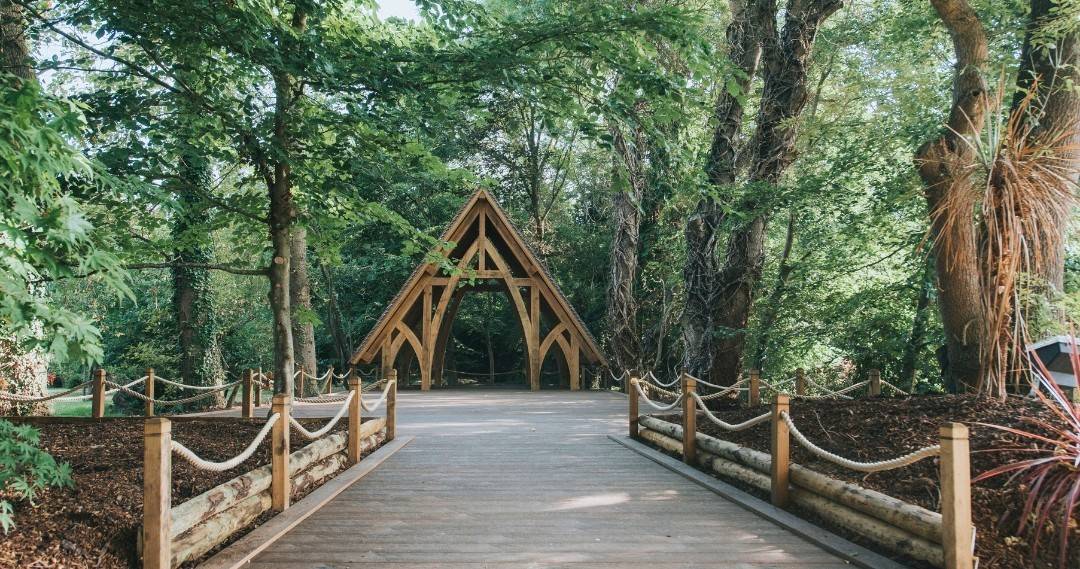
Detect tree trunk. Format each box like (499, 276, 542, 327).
(1010, 0, 1080, 294)
(901, 258, 934, 392)
(750, 212, 797, 372)
(682, 0, 768, 380)
(320, 262, 351, 370)
(710, 0, 843, 386)
(290, 224, 317, 393)
(172, 151, 225, 404)
(0, 0, 30, 81)
(266, 7, 307, 396)
(0, 0, 48, 415)
(606, 120, 647, 373)
(916, 0, 989, 393)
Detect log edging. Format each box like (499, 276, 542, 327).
(634, 416, 946, 567)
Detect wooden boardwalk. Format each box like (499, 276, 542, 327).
(243, 390, 854, 568)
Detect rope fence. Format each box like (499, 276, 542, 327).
(141, 369, 399, 569)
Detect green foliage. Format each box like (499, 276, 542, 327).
(0, 420, 73, 532)
(0, 77, 131, 365)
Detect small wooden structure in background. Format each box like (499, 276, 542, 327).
(351, 189, 606, 391)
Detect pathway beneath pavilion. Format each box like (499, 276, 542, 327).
(242, 390, 855, 568)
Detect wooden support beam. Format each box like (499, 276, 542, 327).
(92, 368, 106, 419)
(628, 376, 640, 438)
(771, 394, 791, 508)
(682, 375, 697, 464)
(145, 368, 155, 417)
(271, 394, 291, 512)
(940, 423, 974, 569)
(529, 286, 540, 391)
(142, 417, 171, 569)
(568, 335, 581, 391)
(869, 369, 881, 397)
(254, 368, 262, 408)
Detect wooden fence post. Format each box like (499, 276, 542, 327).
(143, 417, 171, 569)
(92, 368, 106, 419)
(628, 375, 640, 438)
(297, 369, 305, 398)
(241, 369, 254, 419)
(326, 366, 335, 394)
(348, 372, 362, 465)
(145, 368, 155, 417)
(271, 394, 291, 511)
(795, 368, 806, 396)
(869, 369, 881, 397)
(940, 422, 974, 569)
(771, 394, 791, 508)
(682, 374, 697, 465)
(749, 369, 761, 407)
(386, 369, 397, 441)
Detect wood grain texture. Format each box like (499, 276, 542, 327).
(239, 390, 853, 568)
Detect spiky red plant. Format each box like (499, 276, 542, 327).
(974, 340, 1080, 568)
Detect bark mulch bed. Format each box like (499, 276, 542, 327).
(0, 416, 381, 569)
(654, 394, 1079, 569)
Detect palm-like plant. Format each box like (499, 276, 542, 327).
(974, 340, 1080, 568)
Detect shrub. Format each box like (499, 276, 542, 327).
(0, 419, 73, 533)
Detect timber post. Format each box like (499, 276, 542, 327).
(347, 372, 362, 465)
(241, 369, 254, 419)
(628, 375, 640, 438)
(254, 367, 262, 408)
(271, 394, 291, 511)
(92, 368, 106, 419)
(142, 417, 171, 569)
(749, 369, 761, 407)
(145, 368, 155, 417)
(770, 394, 791, 508)
(795, 368, 806, 396)
(297, 369, 305, 398)
(326, 366, 335, 394)
(869, 368, 881, 397)
(386, 369, 397, 441)
(940, 422, 974, 569)
(681, 374, 697, 464)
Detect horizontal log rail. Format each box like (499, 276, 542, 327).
(142, 369, 398, 569)
(631, 384, 974, 569)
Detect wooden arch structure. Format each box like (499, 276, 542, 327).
(350, 189, 606, 391)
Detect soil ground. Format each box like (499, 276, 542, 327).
(653, 394, 1079, 569)
(0, 417, 380, 569)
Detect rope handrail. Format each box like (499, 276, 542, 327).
(780, 411, 939, 472)
(171, 413, 279, 472)
(106, 380, 228, 405)
(691, 392, 770, 431)
(295, 392, 351, 404)
(289, 392, 354, 439)
(0, 379, 95, 402)
(361, 380, 395, 412)
(632, 380, 684, 411)
(643, 371, 682, 388)
(154, 376, 243, 391)
(881, 379, 911, 396)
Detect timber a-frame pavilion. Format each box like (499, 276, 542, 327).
(350, 189, 606, 390)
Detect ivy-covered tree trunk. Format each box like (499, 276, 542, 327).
(0, 0, 48, 415)
(710, 0, 842, 386)
(749, 212, 797, 373)
(172, 153, 225, 404)
(606, 120, 646, 373)
(916, 0, 989, 392)
(290, 224, 317, 393)
(682, 0, 767, 381)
